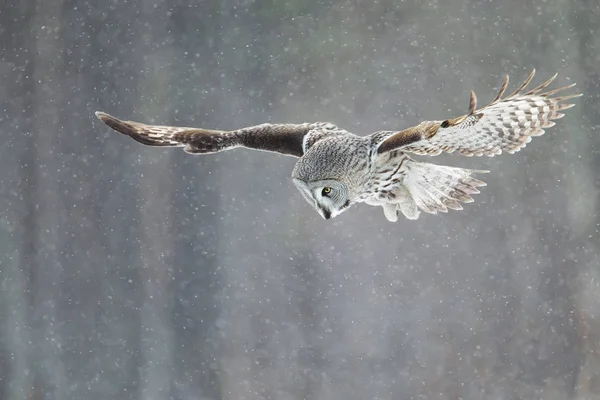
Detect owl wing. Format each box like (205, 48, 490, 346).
(95, 112, 327, 157)
(376, 70, 581, 156)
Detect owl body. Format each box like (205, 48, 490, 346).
(361, 150, 418, 221)
(96, 70, 580, 222)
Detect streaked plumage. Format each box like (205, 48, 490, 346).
(96, 70, 580, 221)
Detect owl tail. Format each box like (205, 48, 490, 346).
(400, 160, 488, 219)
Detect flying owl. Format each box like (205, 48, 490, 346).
(96, 70, 580, 222)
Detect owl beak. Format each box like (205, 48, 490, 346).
(321, 209, 332, 220)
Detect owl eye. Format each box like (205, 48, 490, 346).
(322, 187, 332, 196)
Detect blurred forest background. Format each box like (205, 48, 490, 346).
(1, 0, 599, 399)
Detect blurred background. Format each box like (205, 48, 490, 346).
(1, 1, 599, 399)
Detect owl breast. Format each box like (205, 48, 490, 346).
(358, 150, 411, 204)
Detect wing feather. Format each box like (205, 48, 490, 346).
(95, 112, 322, 157)
(376, 70, 581, 157)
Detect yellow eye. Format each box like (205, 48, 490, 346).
(322, 187, 332, 196)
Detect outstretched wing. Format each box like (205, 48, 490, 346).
(95, 112, 323, 157)
(376, 70, 581, 156)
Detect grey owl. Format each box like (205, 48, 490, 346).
(96, 70, 580, 222)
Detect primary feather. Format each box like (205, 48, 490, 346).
(379, 69, 581, 157)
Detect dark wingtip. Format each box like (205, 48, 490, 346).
(95, 111, 118, 126)
(95, 111, 135, 137)
(95, 111, 176, 147)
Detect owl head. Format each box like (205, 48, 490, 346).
(291, 141, 357, 220)
(292, 178, 351, 219)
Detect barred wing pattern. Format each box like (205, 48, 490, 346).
(95, 112, 320, 157)
(377, 70, 581, 156)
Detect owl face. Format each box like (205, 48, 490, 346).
(293, 178, 351, 220)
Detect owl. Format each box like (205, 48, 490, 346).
(96, 70, 580, 222)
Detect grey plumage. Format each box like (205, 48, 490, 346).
(96, 70, 580, 222)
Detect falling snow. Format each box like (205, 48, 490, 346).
(1, 1, 599, 400)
